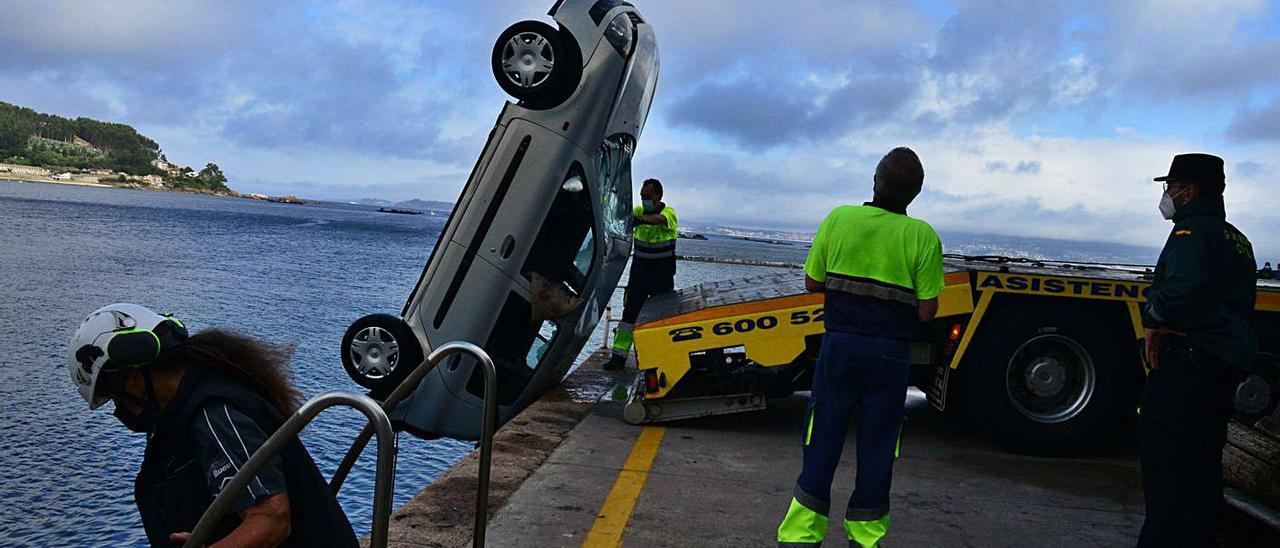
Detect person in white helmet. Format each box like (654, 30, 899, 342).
(68, 303, 357, 547)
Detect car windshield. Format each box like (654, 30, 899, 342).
(595, 134, 635, 241)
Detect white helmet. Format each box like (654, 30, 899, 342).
(68, 303, 188, 409)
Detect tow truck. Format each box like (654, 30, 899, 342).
(623, 255, 1280, 455)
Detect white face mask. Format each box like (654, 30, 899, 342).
(1158, 186, 1189, 220)
(1158, 191, 1177, 220)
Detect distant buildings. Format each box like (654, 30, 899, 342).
(152, 158, 195, 178)
(0, 164, 52, 177)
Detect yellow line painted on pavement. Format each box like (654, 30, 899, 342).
(582, 426, 667, 548)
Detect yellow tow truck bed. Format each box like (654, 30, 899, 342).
(624, 255, 1280, 453)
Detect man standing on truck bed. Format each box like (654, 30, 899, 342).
(776, 148, 943, 548)
(607, 178, 677, 371)
(1139, 153, 1257, 546)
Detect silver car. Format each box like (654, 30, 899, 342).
(340, 0, 658, 440)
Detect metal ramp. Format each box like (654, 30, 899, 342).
(185, 341, 500, 548)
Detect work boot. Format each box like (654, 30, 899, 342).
(603, 354, 626, 371)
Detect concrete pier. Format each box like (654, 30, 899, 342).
(483, 394, 1145, 547)
(381, 349, 1184, 547)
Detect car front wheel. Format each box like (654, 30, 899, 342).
(491, 20, 581, 109)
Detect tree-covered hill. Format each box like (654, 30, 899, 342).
(0, 102, 233, 194)
(0, 102, 164, 175)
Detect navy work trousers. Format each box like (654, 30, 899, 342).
(796, 330, 910, 521)
(1138, 338, 1239, 547)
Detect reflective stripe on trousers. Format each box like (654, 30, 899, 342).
(845, 514, 890, 548)
(777, 495, 890, 548)
(611, 322, 634, 356)
(778, 486, 828, 546)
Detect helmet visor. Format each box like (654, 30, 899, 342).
(90, 367, 126, 409)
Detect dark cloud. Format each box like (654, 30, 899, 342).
(0, 1, 493, 160)
(639, 1, 930, 85)
(1234, 161, 1271, 179)
(983, 160, 1041, 174)
(666, 73, 914, 149)
(1227, 98, 1280, 143)
(925, 1, 1075, 121)
(1088, 3, 1280, 99)
(662, 1, 1094, 149)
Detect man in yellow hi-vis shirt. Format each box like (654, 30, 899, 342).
(777, 148, 943, 547)
(607, 178, 677, 370)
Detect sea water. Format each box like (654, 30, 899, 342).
(0, 180, 1155, 546)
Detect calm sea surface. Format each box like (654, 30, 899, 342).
(0, 180, 1155, 546)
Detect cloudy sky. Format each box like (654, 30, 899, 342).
(3, 0, 1279, 258)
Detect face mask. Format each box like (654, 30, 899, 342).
(113, 400, 157, 433)
(641, 199, 656, 213)
(1158, 187, 1189, 220)
(111, 371, 162, 433)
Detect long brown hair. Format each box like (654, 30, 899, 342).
(178, 329, 302, 417)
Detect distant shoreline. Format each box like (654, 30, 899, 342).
(0, 173, 242, 197)
(0, 173, 114, 188)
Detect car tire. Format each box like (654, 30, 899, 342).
(491, 20, 581, 109)
(341, 313, 424, 397)
(965, 303, 1134, 456)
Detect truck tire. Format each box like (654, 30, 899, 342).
(1234, 354, 1280, 422)
(965, 302, 1134, 456)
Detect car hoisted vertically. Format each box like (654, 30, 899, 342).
(340, 0, 659, 440)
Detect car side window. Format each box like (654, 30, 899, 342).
(571, 228, 594, 289)
(596, 135, 635, 242)
(525, 320, 557, 369)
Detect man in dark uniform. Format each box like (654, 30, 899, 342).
(1139, 153, 1258, 547)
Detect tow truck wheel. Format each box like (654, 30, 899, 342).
(341, 314, 424, 396)
(491, 21, 582, 109)
(1234, 354, 1280, 422)
(966, 303, 1133, 456)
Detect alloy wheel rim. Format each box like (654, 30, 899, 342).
(350, 326, 400, 378)
(501, 31, 555, 88)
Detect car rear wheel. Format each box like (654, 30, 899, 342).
(491, 20, 581, 109)
(965, 303, 1134, 456)
(341, 313, 424, 397)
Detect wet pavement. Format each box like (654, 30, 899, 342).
(482, 391, 1145, 547)
(385, 348, 1149, 547)
(381, 349, 1280, 547)
(378, 349, 628, 547)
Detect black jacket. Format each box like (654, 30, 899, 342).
(134, 363, 358, 547)
(1142, 195, 1258, 370)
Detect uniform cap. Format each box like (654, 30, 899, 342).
(1154, 153, 1225, 184)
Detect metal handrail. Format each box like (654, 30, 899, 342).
(329, 341, 498, 547)
(184, 391, 396, 548)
